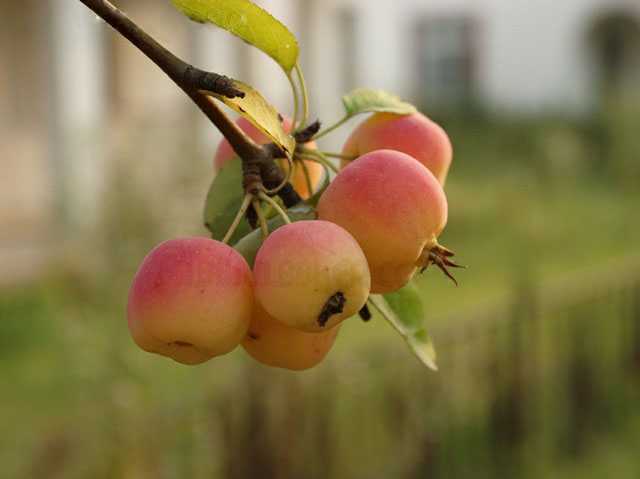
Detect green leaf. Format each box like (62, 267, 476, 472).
(171, 0, 299, 72)
(203, 159, 250, 243)
(384, 285, 425, 330)
(205, 80, 296, 158)
(369, 283, 438, 371)
(342, 88, 417, 118)
(233, 203, 315, 266)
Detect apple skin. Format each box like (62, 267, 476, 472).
(253, 220, 371, 332)
(242, 304, 341, 370)
(342, 112, 452, 185)
(317, 149, 448, 294)
(214, 117, 323, 198)
(127, 237, 253, 364)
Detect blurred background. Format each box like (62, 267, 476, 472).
(2, 0, 640, 477)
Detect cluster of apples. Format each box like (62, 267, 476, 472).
(127, 111, 454, 370)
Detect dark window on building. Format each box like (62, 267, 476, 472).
(338, 8, 358, 93)
(415, 16, 477, 110)
(587, 11, 640, 96)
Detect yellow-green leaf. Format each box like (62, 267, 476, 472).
(171, 0, 299, 72)
(342, 88, 417, 118)
(204, 80, 295, 158)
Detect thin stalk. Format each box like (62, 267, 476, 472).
(222, 193, 253, 244)
(258, 192, 292, 225)
(300, 159, 314, 197)
(321, 151, 355, 161)
(318, 162, 332, 189)
(253, 199, 269, 239)
(295, 64, 310, 128)
(313, 115, 351, 141)
(298, 149, 340, 174)
(287, 72, 301, 129)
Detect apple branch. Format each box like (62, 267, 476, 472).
(78, 0, 302, 209)
(78, 0, 265, 162)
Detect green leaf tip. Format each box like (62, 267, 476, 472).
(342, 88, 418, 118)
(171, 0, 299, 72)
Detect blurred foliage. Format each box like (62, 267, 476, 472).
(2, 105, 640, 478)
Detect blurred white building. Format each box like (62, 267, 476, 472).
(194, 0, 640, 122)
(1, 0, 640, 279)
(211, 0, 640, 114)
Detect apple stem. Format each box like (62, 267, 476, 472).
(287, 72, 301, 130)
(298, 150, 340, 174)
(253, 200, 270, 239)
(321, 152, 356, 161)
(258, 192, 292, 225)
(313, 115, 351, 141)
(300, 159, 314, 198)
(222, 194, 254, 244)
(294, 64, 310, 129)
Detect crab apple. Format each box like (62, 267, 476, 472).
(253, 220, 370, 332)
(127, 237, 253, 365)
(342, 112, 452, 185)
(213, 116, 323, 198)
(318, 149, 456, 294)
(242, 304, 341, 370)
